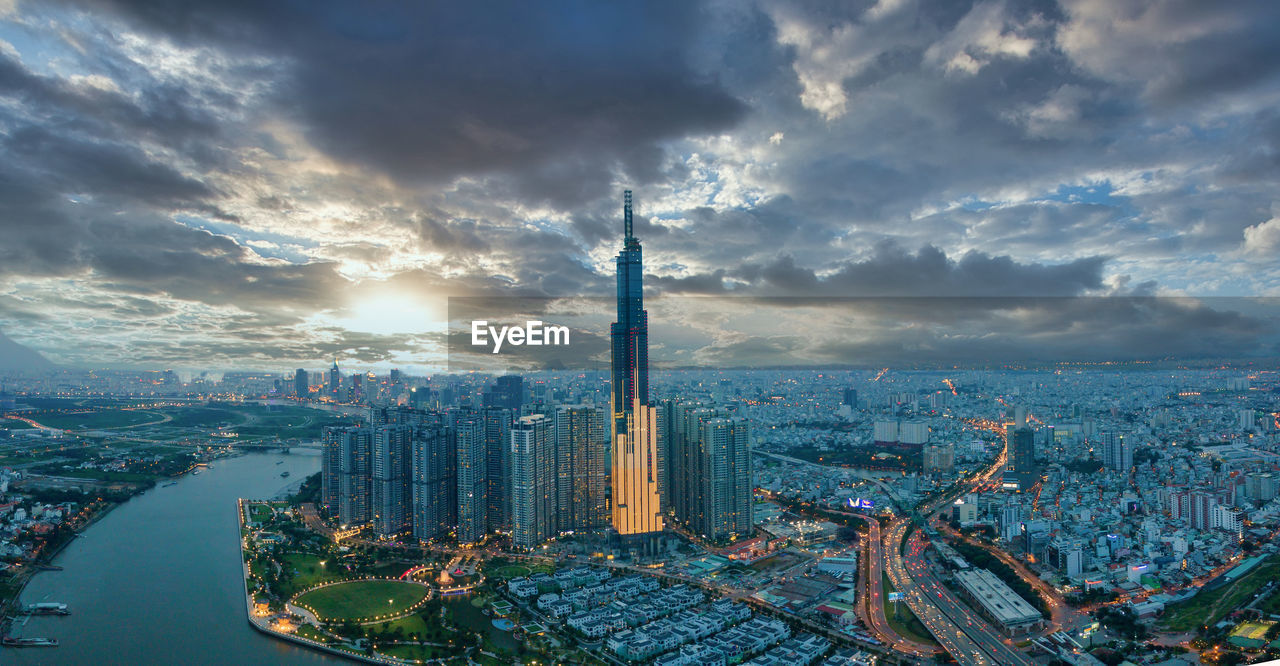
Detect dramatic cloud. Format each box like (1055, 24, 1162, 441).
(1, 0, 1278, 370)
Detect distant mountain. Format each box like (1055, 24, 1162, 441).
(0, 329, 55, 371)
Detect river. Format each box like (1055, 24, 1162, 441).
(10, 450, 346, 665)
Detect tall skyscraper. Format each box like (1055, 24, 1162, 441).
(609, 190, 663, 541)
(1003, 425, 1037, 491)
(554, 405, 608, 532)
(337, 427, 372, 527)
(512, 414, 554, 549)
(329, 360, 341, 399)
(411, 425, 455, 542)
(321, 425, 354, 514)
(483, 407, 513, 531)
(371, 425, 412, 537)
(699, 416, 753, 541)
(455, 417, 487, 544)
(294, 368, 308, 399)
(669, 403, 722, 530)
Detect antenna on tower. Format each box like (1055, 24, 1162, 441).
(624, 189, 633, 241)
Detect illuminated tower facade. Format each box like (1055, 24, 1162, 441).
(610, 190, 664, 538)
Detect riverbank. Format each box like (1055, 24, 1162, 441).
(1, 497, 113, 634)
(7, 451, 342, 665)
(237, 498, 404, 665)
(0, 454, 244, 634)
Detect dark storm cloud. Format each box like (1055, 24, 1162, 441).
(4, 124, 212, 203)
(1056, 0, 1280, 106)
(643, 296, 1278, 368)
(5, 0, 1280, 369)
(651, 242, 1105, 297)
(0, 42, 351, 319)
(0, 152, 344, 315)
(75, 0, 748, 203)
(0, 50, 223, 147)
(85, 218, 347, 310)
(802, 297, 1277, 366)
(412, 214, 490, 255)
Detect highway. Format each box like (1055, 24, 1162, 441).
(854, 514, 938, 658)
(871, 438, 1037, 666)
(889, 519, 1035, 666)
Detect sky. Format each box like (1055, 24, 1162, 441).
(1, 0, 1279, 371)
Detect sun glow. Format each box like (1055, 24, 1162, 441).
(329, 292, 444, 336)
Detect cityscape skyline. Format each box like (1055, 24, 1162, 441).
(2, 3, 1280, 665)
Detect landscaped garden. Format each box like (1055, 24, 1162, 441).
(294, 579, 431, 622)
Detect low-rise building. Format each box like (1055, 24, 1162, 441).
(953, 568, 1045, 634)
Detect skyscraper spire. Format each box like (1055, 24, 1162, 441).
(623, 189, 634, 243)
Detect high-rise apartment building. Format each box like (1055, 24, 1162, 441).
(698, 416, 753, 541)
(512, 414, 554, 549)
(664, 403, 753, 542)
(455, 417, 487, 544)
(923, 442, 955, 475)
(873, 420, 899, 445)
(337, 427, 372, 527)
(371, 424, 412, 537)
(554, 405, 608, 532)
(1237, 409, 1256, 431)
(410, 425, 455, 542)
(899, 420, 929, 447)
(1101, 432, 1133, 472)
(671, 404, 724, 530)
(484, 407, 513, 531)
(321, 425, 356, 514)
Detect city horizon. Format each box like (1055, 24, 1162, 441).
(2, 2, 1279, 666)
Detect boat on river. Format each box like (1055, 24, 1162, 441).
(2, 636, 60, 647)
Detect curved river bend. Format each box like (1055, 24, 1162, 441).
(12, 451, 344, 665)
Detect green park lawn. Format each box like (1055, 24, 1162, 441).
(37, 409, 164, 430)
(278, 552, 345, 597)
(294, 624, 332, 643)
(161, 407, 246, 428)
(295, 580, 430, 621)
(247, 503, 274, 523)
